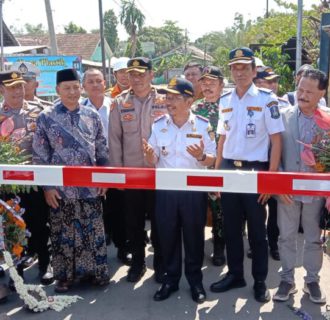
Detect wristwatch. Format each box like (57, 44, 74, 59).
(197, 153, 206, 162)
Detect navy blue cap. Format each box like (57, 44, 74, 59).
(56, 68, 80, 85)
(228, 47, 254, 65)
(127, 57, 152, 73)
(256, 66, 280, 80)
(199, 66, 224, 80)
(158, 77, 194, 97)
(0, 71, 25, 87)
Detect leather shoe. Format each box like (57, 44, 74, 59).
(191, 284, 206, 303)
(210, 273, 246, 293)
(153, 283, 179, 301)
(127, 264, 146, 282)
(270, 249, 280, 261)
(39, 271, 54, 286)
(254, 281, 271, 303)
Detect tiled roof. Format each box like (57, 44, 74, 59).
(16, 34, 101, 60)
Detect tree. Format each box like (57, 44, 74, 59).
(64, 22, 87, 34)
(119, 0, 145, 57)
(104, 9, 119, 53)
(24, 23, 46, 35)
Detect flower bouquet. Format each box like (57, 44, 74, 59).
(298, 108, 330, 256)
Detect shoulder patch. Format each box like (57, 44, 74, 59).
(266, 100, 279, 108)
(196, 115, 209, 122)
(154, 114, 166, 123)
(258, 88, 272, 94)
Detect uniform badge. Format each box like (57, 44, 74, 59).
(121, 113, 135, 121)
(161, 146, 168, 156)
(28, 112, 39, 118)
(270, 105, 280, 119)
(247, 109, 254, 117)
(160, 128, 167, 133)
(122, 101, 133, 108)
(246, 123, 256, 138)
(224, 120, 230, 131)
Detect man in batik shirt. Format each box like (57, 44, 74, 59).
(33, 68, 109, 293)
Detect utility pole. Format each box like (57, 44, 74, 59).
(44, 0, 58, 55)
(98, 0, 106, 82)
(296, 0, 303, 74)
(0, 0, 4, 71)
(266, 0, 269, 18)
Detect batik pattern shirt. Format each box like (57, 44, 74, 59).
(33, 102, 109, 199)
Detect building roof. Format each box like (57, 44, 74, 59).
(16, 33, 112, 60)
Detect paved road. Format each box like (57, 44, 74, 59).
(1, 227, 329, 320)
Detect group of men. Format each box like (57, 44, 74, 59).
(0, 46, 328, 306)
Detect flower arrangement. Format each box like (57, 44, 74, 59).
(299, 108, 330, 173)
(0, 130, 82, 312)
(0, 197, 28, 259)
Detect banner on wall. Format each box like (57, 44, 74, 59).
(5, 56, 82, 97)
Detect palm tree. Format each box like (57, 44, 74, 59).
(119, 0, 145, 57)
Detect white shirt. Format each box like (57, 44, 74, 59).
(149, 113, 216, 169)
(217, 84, 285, 162)
(83, 96, 111, 144)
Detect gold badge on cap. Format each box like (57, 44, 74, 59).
(234, 49, 243, 58)
(169, 78, 177, 86)
(11, 72, 18, 79)
(132, 60, 140, 67)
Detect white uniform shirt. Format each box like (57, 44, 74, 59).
(217, 84, 285, 162)
(149, 113, 216, 169)
(83, 96, 111, 144)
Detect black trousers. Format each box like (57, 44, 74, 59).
(221, 159, 268, 282)
(267, 197, 279, 251)
(104, 189, 127, 249)
(19, 188, 50, 272)
(124, 189, 161, 271)
(155, 190, 207, 287)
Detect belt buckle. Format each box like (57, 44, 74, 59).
(233, 160, 243, 167)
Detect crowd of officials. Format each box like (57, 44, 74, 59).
(0, 46, 328, 307)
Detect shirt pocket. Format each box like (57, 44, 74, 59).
(121, 113, 138, 133)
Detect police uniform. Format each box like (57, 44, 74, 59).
(0, 71, 51, 282)
(210, 48, 285, 301)
(149, 111, 216, 292)
(109, 57, 168, 280)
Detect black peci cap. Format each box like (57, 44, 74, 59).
(56, 68, 80, 85)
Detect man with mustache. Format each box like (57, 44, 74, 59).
(273, 68, 328, 304)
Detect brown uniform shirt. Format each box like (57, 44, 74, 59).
(0, 100, 44, 163)
(109, 87, 167, 167)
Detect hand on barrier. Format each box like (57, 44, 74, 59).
(97, 187, 108, 197)
(257, 193, 271, 205)
(44, 189, 62, 209)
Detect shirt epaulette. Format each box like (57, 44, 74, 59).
(196, 115, 209, 122)
(258, 88, 272, 94)
(154, 114, 166, 123)
(278, 97, 289, 103)
(221, 91, 231, 98)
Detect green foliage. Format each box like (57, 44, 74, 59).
(255, 46, 294, 95)
(64, 22, 87, 34)
(104, 9, 119, 53)
(24, 23, 46, 35)
(119, 0, 145, 57)
(139, 20, 186, 56)
(153, 53, 192, 77)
